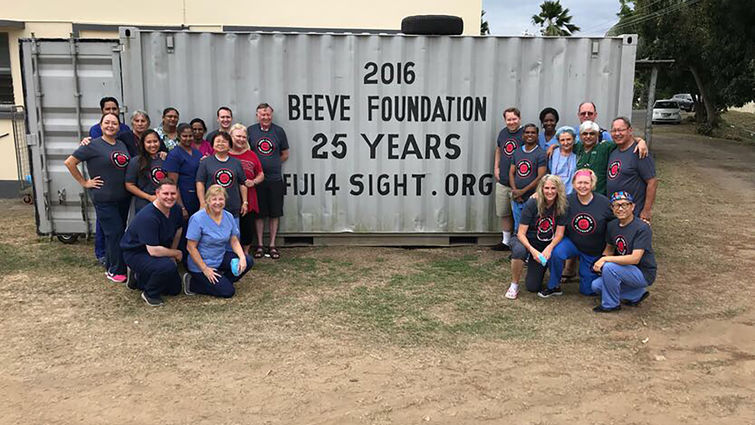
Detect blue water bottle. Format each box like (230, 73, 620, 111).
(230, 257, 241, 276)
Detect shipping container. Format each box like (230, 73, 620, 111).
(21, 29, 637, 245)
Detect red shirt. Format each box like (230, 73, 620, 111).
(229, 149, 263, 213)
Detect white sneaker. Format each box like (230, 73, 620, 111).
(505, 284, 519, 300)
(182, 273, 195, 296)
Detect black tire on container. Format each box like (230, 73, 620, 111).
(57, 234, 79, 244)
(401, 15, 463, 35)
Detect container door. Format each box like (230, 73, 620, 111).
(21, 38, 122, 237)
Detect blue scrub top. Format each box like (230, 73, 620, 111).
(186, 209, 240, 273)
(163, 146, 202, 212)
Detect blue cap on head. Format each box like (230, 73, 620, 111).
(610, 191, 634, 204)
(555, 126, 576, 139)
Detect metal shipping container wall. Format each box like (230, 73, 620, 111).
(120, 29, 637, 236)
(22, 31, 637, 243)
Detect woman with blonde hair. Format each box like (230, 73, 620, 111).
(228, 123, 265, 254)
(184, 185, 253, 298)
(505, 174, 568, 299)
(540, 168, 614, 298)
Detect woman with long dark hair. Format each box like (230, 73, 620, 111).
(125, 129, 167, 213)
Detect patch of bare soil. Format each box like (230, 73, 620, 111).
(1, 121, 753, 424)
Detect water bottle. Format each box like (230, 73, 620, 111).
(230, 257, 241, 276)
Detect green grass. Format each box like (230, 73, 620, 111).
(318, 255, 534, 346)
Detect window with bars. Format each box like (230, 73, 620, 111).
(0, 33, 14, 104)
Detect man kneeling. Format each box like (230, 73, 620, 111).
(121, 178, 184, 307)
(591, 191, 657, 312)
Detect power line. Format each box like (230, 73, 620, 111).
(610, 0, 701, 33)
(580, 0, 671, 34)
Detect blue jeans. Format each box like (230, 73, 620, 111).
(94, 199, 130, 275)
(511, 200, 526, 231)
(189, 251, 253, 298)
(591, 262, 649, 309)
(123, 251, 181, 299)
(547, 237, 600, 295)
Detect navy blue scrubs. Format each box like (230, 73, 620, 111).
(121, 203, 183, 298)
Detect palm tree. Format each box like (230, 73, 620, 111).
(532, 0, 581, 36)
(480, 10, 490, 35)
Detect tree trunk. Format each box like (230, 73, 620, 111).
(689, 65, 717, 127)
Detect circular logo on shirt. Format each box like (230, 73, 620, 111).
(256, 137, 275, 157)
(536, 216, 555, 242)
(572, 213, 596, 235)
(150, 167, 167, 185)
(608, 160, 622, 180)
(214, 168, 234, 188)
(111, 151, 129, 169)
(615, 235, 628, 255)
(516, 159, 533, 178)
(503, 139, 517, 157)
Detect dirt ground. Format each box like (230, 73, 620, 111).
(1, 120, 753, 424)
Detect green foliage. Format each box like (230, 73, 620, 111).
(480, 10, 490, 35)
(612, 0, 755, 127)
(532, 0, 580, 36)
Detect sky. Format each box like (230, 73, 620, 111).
(482, 0, 623, 36)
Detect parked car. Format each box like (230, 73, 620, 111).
(652, 100, 682, 124)
(672, 93, 694, 111)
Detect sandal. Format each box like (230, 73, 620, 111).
(253, 246, 265, 259)
(269, 247, 281, 260)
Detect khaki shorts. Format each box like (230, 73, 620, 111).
(495, 182, 512, 217)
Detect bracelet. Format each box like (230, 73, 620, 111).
(242, 201, 248, 205)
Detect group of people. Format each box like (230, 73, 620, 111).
(64, 97, 290, 306)
(65, 96, 658, 312)
(492, 102, 658, 312)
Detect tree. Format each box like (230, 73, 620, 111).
(480, 10, 490, 35)
(611, 0, 755, 129)
(532, 1, 581, 36)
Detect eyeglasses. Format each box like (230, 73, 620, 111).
(612, 202, 632, 210)
(579, 111, 595, 117)
(581, 132, 597, 136)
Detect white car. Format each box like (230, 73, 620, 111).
(652, 100, 682, 124)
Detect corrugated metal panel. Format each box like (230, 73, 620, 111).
(22, 31, 637, 240)
(22, 38, 122, 236)
(120, 29, 637, 235)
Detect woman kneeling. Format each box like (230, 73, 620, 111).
(185, 185, 253, 298)
(505, 175, 568, 299)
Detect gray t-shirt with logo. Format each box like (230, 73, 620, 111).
(72, 137, 131, 203)
(196, 155, 247, 217)
(247, 123, 289, 182)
